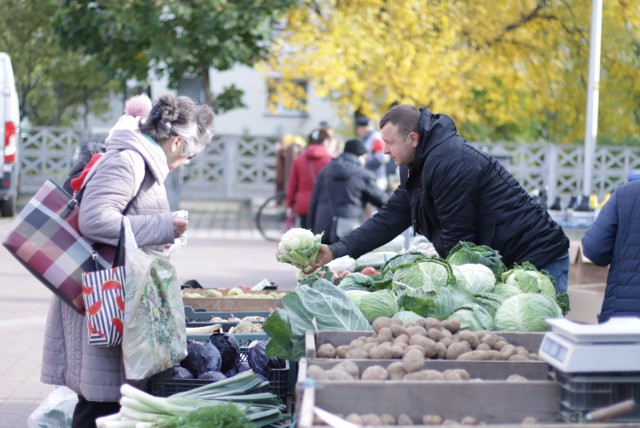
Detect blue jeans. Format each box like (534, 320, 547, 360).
(540, 251, 570, 293)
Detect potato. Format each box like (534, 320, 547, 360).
(461, 416, 478, 425)
(441, 318, 461, 334)
(394, 334, 410, 345)
(422, 317, 442, 330)
(346, 349, 369, 359)
(409, 335, 438, 358)
(442, 419, 460, 425)
(435, 342, 448, 359)
(397, 414, 414, 425)
(325, 367, 355, 380)
(521, 416, 538, 425)
(507, 374, 528, 382)
(361, 365, 389, 380)
(376, 327, 394, 344)
(493, 340, 508, 351)
(516, 346, 530, 355)
(349, 339, 366, 349)
(372, 316, 392, 333)
(335, 360, 360, 379)
(445, 341, 471, 360)
(423, 414, 443, 425)
(442, 370, 463, 381)
(387, 361, 406, 380)
(480, 333, 499, 348)
(500, 344, 517, 359)
(391, 318, 403, 326)
(476, 343, 491, 351)
(457, 350, 502, 361)
(508, 354, 531, 362)
(345, 413, 363, 424)
(381, 414, 396, 425)
(336, 345, 350, 359)
(426, 327, 444, 342)
(439, 327, 453, 338)
(361, 414, 383, 425)
(528, 353, 540, 361)
(403, 345, 426, 357)
(454, 368, 471, 380)
(390, 324, 409, 338)
(369, 343, 394, 359)
(439, 337, 453, 348)
(402, 348, 425, 373)
(317, 343, 337, 358)
(458, 330, 480, 349)
(406, 325, 428, 337)
(363, 342, 376, 353)
(404, 369, 444, 381)
(391, 344, 405, 358)
(307, 365, 327, 380)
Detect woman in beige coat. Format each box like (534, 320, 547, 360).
(40, 94, 214, 427)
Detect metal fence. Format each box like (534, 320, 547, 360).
(18, 126, 640, 206)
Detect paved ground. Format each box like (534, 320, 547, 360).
(0, 199, 297, 428)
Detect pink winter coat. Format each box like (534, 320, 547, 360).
(286, 144, 333, 216)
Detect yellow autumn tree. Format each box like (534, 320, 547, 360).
(264, 0, 640, 144)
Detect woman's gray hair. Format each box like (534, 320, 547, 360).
(139, 94, 215, 157)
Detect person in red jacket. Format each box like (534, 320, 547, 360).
(286, 129, 333, 228)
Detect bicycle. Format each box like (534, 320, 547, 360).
(255, 192, 296, 241)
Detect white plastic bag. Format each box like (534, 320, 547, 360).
(121, 217, 187, 380)
(27, 386, 78, 428)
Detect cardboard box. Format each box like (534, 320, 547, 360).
(566, 283, 605, 324)
(569, 241, 609, 285)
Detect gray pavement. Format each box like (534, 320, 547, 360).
(0, 200, 297, 427)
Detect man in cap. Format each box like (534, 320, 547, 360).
(356, 115, 389, 191)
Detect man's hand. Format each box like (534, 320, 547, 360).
(303, 244, 335, 273)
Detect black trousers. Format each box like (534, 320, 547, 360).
(72, 395, 120, 428)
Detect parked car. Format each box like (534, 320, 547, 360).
(0, 52, 20, 217)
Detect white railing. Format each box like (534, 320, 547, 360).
(19, 127, 640, 205)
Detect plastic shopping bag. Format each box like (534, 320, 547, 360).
(27, 386, 78, 428)
(121, 217, 187, 380)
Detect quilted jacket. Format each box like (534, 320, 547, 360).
(40, 114, 174, 401)
(581, 181, 640, 322)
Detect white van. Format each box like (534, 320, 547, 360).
(0, 52, 20, 217)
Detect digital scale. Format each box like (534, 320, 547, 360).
(539, 317, 640, 373)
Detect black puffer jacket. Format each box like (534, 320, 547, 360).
(330, 109, 569, 268)
(308, 153, 389, 244)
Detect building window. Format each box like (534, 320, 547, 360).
(266, 77, 308, 116)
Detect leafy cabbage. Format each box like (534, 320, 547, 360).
(501, 262, 556, 298)
(452, 263, 496, 294)
(392, 259, 454, 291)
(494, 293, 563, 332)
(392, 310, 423, 327)
(381, 252, 430, 274)
(448, 303, 495, 331)
(345, 290, 370, 307)
(397, 286, 473, 320)
(355, 289, 399, 323)
(446, 241, 507, 281)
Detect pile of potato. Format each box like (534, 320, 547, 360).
(312, 412, 539, 426)
(307, 361, 529, 382)
(315, 316, 540, 362)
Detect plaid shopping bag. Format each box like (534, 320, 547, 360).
(82, 266, 125, 346)
(2, 180, 115, 313)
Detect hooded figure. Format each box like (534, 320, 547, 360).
(308, 138, 389, 244)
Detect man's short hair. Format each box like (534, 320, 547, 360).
(379, 105, 421, 138)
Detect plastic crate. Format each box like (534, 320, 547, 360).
(150, 333, 290, 403)
(549, 368, 640, 422)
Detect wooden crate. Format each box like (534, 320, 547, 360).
(182, 289, 284, 312)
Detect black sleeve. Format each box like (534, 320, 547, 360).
(329, 186, 411, 259)
(361, 170, 389, 208)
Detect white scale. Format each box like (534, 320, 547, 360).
(539, 317, 640, 373)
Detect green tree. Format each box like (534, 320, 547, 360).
(0, 0, 117, 126)
(267, 0, 640, 145)
(54, 0, 298, 113)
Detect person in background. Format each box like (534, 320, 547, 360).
(581, 174, 640, 322)
(356, 115, 389, 191)
(41, 93, 215, 428)
(286, 129, 333, 229)
(319, 119, 339, 156)
(308, 139, 389, 244)
(309, 104, 570, 291)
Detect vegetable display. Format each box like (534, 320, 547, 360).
(294, 241, 568, 333)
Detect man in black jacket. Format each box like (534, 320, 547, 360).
(310, 105, 570, 292)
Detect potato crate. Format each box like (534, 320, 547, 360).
(150, 333, 290, 403)
(549, 368, 640, 422)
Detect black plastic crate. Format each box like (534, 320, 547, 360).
(549, 368, 640, 422)
(150, 333, 290, 403)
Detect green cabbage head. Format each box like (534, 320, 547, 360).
(354, 289, 399, 324)
(453, 263, 496, 294)
(494, 293, 562, 332)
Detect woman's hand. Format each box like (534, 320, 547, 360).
(173, 217, 188, 238)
